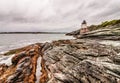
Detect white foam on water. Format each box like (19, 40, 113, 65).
(36, 56, 42, 83)
(0, 40, 51, 54)
(0, 34, 74, 54)
(0, 54, 14, 66)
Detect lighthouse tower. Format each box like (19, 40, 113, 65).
(80, 20, 89, 34)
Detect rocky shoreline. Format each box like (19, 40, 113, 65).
(41, 39, 120, 83)
(0, 27, 120, 82)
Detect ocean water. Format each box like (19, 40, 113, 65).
(0, 34, 73, 53)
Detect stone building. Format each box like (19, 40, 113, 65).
(80, 20, 89, 34)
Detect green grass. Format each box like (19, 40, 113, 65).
(89, 19, 120, 31)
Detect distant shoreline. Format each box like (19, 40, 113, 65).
(0, 32, 67, 34)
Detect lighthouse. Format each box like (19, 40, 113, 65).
(80, 20, 89, 34)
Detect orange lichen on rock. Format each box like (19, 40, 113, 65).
(26, 45, 40, 83)
(40, 58, 48, 83)
(52, 40, 71, 46)
(0, 65, 16, 83)
(0, 64, 8, 77)
(0, 44, 42, 83)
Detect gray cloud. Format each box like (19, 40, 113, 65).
(0, 0, 120, 32)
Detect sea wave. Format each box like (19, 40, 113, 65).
(0, 34, 73, 55)
(0, 54, 14, 66)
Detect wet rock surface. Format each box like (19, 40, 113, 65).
(0, 44, 42, 83)
(0, 29, 120, 83)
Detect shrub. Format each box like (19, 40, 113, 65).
(89, 19, 120, 31)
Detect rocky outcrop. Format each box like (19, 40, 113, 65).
(66, 21, 120, 36)
(76, 28, 120, 40)
(42, 39, 120, 83)
(0, 44, 42, 83)
(66, 29, 80, 36)
(0, 30, 120, 82)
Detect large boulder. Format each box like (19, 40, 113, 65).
(42, 39, 120, 83)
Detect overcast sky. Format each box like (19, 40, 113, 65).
(0, 0, 120, 32)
